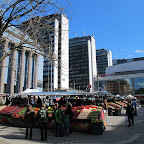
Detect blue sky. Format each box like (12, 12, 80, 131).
(66, 0, 144, 60)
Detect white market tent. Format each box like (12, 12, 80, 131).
(126, 94, 135, 99)
(21, 89, 40, 93)
(115, 94, 120, 98)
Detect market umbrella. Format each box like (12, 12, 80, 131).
(21, 89, 40, 93)
(126, 94, 135, 99)
(115, 94, 120, 98)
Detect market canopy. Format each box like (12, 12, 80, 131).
(6, 91, 113, 98)
(21, 89, 40, 93)
(126, 94, 135, 99)
(115, 94, 120, 98)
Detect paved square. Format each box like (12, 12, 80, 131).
(0, 107, 144, 144)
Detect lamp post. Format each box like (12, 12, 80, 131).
(97, 74, 101, 91)
(47, 63, 49, 92)
(50, 60, 52, 92)
(74, 81, 75, 90)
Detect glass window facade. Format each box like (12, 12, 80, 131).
(107, 80, 119, 95)
(94, 80, 106, 91)
(120, 79, 133, 95)
(134, 77, 144, 94)
(69, 44, 89, 91)
(94, 76, 144, 96)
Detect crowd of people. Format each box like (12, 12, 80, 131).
(24, 101, 73, 141)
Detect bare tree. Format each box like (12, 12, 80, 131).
(0, 0, 70, 62)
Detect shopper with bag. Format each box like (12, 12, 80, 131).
(37, 103, 48, 141)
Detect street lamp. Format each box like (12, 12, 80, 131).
(74, 81, 75, 90)
(97, 75, 101, 91)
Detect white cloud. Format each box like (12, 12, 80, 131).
(135, 50, 144, 53)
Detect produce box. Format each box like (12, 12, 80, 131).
(108, 102, 121, 110)
(0, 105, 7, 111)
(116, 101, 127, 107)
(0, 106, 19, 115)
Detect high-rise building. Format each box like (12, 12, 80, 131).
(69, 35, 97, 92)
(96, 49, 113, 75)
(42, 14, 69, 91)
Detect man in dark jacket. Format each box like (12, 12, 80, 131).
(24, 105, 35, 139)
(126, 101, 134, 127)
(37, 103, 48, 141)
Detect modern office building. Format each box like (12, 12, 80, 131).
(69, 35, 97, 92)
(96, 49, 113, 75)
(113, 57, 144, 65)
(93, 59, 144, 97)
(42, 14, 69, 91)
(0, 31, 40, 93)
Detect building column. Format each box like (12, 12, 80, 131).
(132, 78, 135, 96)
(34, 54, 38, 89)
(0, 39, 9, 93)
(118, 79, 121, 95)
(19, 49, 25, 93)
(10, 50, 17, 93)
(27, 51, 32, 89)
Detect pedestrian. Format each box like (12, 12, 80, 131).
(5, 96, 10, 106)
(37, 103, 49, 141)
(65, 102, 73, 134)
(64, 114, 70, 136)
(103, 99, 108, 124)
(126, 101, 134, 127)
(24, 105, 35, 139)
(75, 96, 82, 106)
(132, 98, 139, 116)
(37, 96, 42, 107)
(51, 103, 58, 133)
(54, 105, 64, 137)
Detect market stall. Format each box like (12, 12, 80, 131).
(0, 104, 106, 135)
(108, 102, 122, 116)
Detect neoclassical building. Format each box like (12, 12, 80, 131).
(0, 38, 39, 93)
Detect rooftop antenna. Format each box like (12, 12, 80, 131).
(83, 30, 85, 36)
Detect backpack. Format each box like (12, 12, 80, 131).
(39, 109, 47, 120)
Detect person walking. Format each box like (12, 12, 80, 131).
(132, 98, 139, 116)
(126, 101, 134, 127)
(37, 103, 49, 141)
(24, 105, 35, 139)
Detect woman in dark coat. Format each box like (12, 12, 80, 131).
(65, 103, 73, 134)
(126, 101, 134, 127)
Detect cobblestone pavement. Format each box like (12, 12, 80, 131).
(0, 107, 144, 144)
